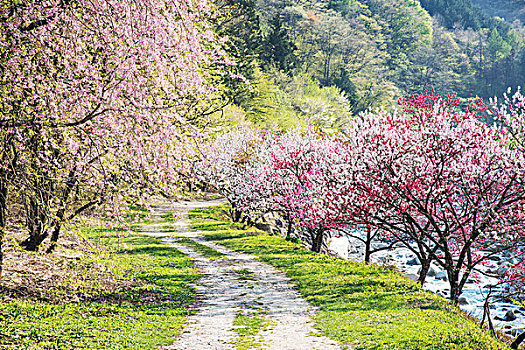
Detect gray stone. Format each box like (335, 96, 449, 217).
(504, 310, 517, 321)
(405, 273, 419, 282)
(418, 265, 438, 277)
(458, 297, 469, 305)
(435, 271, 448, 281)
(406, 257, 420, 266)
(496, 264, 508, 277)
(496, 310, 517, 322)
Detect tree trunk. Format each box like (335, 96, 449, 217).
(230, 204, 242, 222)
(364, 227, 372, 263)
(0, 180, 7, 278)
(310, 228, 325, 253)
(22, 229, 48, 251)
(285, 215, 293, 240)
(417, 258, 430, 286)
(364, 242, 371, 263)
(449, 278, 460, 305)
(47, 170, 76, 253)
(22, 197, 48, 252)
(511, 331, 525, 349)
(46, 221, 62, 253)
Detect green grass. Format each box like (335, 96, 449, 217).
(188, 205, 231, 222)
(160, 211, 178, 223)
(0, 228, 198, 349)
(127, 205, 153, 225)
(235, 268, 257, 281)
(190, 205, 510, 350)
(173, 237, 225, 259)
(232, 304, 270, 350)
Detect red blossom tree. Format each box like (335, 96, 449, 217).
(341, 91, 525, 303)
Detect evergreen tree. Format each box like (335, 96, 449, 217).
(262, 15, 297, 73)
(214, 0, 263, 103)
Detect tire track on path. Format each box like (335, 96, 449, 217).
(142, 200, 342, 350)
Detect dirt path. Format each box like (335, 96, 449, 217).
(142, 200, 342, 350)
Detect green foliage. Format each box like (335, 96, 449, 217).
(215, 0, 525, 124)
(419, 0, 485, 30)
(0, 230, 198, 349)
(471, 0, 525, 27)
(238, 68, 353, 130)
(487, 28, 512, 60)
(189, 205, 510, 350)
(261, 15, 297, 72)
(213, 0, 263, 103)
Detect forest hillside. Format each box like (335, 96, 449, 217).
(217, 0, 525, 128)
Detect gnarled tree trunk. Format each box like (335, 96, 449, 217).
(22, 196, 49, 252)
(0, 180, 7, 278)
(417, 257, 431, 286)
(310, 227, 326, 253)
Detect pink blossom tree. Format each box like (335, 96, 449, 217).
(0, 0, 230, 274)
(261, 128, 356, 252)
(203, 128, 277, 223)
(490, 88, 525, 348)
(343, 92, 525, 303)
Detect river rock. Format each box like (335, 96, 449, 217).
(328, 236, 349, 260)
(435, 271, 448, 281)
(496, 264, 509, 277)
(496, 310, 517, 322)
(407, 257, 420, 266)
(505, 310, 517, 321)
(405, 273, 419, 281)
(458, 296, 469, 305)
(418, 265, 438, 277)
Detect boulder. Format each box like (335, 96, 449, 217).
(405, 273, 419, 282)
(505, 310, 517, 321)
(406, 257, 420, 266)
(435, 271, 448, 281)
(458, 296, 469, 305)
(496, 310, 517, 322)
(496, 264, 509, 277)
(328, 236, 350, 260)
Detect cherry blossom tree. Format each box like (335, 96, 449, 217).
(205, 90, 525, 308)
(261, 128, 357, 252)
(0, 0, 230, 274)
(491, 87, 525, 149)
(342, 91, 525, 303)
(203, 128, 276, 223)
(490, 88, 525, 348)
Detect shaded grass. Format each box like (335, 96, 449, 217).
(173, 237, 225, 259)
(190, 205, 510, 350)
(0, 228, 198, 349)
(161, 211, 178, 223)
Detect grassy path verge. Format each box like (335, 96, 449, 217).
(0, 225, 198, 349)
(189, 205, 511, 350)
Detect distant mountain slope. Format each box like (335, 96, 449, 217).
(471, 0, 525, 25)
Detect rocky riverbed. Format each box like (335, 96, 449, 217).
(328, 233, 525, 338)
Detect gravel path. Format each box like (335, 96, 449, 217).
(141, 200, 342, 350)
